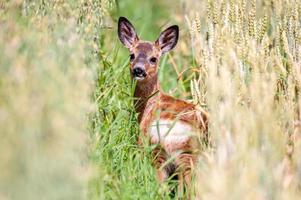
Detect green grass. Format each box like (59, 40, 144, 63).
(0, 0, 186, 199)
(89, 1, 180, 199)
(1, 0, 301, 200)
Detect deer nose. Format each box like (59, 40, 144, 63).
(132, 67, 146, 78)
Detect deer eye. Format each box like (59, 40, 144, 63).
(130, 54, 135, 62)
(149, 57, 157, 64)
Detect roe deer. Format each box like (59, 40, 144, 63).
(118, 17, 208, 195)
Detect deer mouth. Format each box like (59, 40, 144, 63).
(134, 75, 146, 81)
(135, 77, 144, 80)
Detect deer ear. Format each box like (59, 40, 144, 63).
(118, 17, 139, 49)
(155, 25, 179, 54)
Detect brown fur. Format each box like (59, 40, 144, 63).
(118, 17, 208, 196)
(135, 74, 208, 194)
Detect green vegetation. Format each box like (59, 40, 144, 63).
(0, 0, 300, 199)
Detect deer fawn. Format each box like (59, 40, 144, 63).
(118, 17, 208, 195)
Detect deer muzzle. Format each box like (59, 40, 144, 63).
(132, 66, 147, 80)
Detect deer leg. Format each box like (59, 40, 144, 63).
(176, 152, 196, 198)
(152, 146, 169, 183)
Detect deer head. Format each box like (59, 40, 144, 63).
(118, 17, 179, 82)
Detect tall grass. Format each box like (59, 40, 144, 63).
(1, 0, 300, 199)
(0, 1, 110, 199)
(89, 1, 175, 199)
(179, 0, 301, 199)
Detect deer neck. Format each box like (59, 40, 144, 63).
(134, 75, 159, 122)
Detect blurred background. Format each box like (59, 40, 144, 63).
(0, 0, 300, 199)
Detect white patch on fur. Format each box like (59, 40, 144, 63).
(149, 119, 193, 147)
